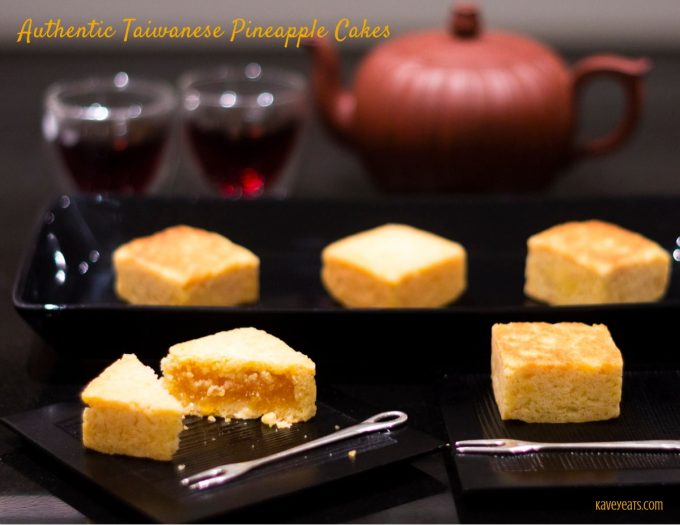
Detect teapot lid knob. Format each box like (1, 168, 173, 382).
(450, 4, 481, 38)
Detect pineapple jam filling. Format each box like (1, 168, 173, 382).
(167, 368, 297, 415)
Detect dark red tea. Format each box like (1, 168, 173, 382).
(186, 121, 300, 198)
(56, 132, 167, 193)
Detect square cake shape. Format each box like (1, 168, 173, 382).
(525, 220, 670, 305)
(113, 225, 259, 306)
(161, 328, 316, 427)
(321, 223, 466, 308)
(491, 322, 623, 423)
(81, 354, 184, 461)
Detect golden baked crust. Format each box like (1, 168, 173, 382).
(525, 220, 670, 305)
(491, 322, 623, 423)
(161, 328, 316, 427)
(321, 223, 467, 308)
(81, 354, 184, 461)
(113, 225, 259, 306)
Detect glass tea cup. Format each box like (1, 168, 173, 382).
(43, 72, 177, 194)
(179, 63, 307, 198)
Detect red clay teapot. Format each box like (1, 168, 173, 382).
(308, 4, 650, 192)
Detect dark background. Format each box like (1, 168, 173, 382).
(0, 25, 679, 522)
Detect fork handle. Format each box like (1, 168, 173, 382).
(247, 420, 391, 469)
(183, 411, 407, 489)
(193, 424, 374, 489)
(458, 439, 680, 455)
(531, 440, 680, 452)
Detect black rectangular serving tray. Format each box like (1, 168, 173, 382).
(1, 398, 443, 523)
(13, 194, 680, 377)
(440, 371, 680, 495)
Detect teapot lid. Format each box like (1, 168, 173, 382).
(376, 4, 565, 71)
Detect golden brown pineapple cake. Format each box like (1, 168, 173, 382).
(491, 322, 623, 423)
(321, 223, 467, 308)
(525, 220, 670, 305)
(113, 225, 259, 306)
(161, 328, 316, 428)
(81, 354, 184, 461)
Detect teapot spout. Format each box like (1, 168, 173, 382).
(305, 37, 355, 142)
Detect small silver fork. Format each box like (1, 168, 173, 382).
(181, 410, 408, 491)
(455, 438, 680, 455)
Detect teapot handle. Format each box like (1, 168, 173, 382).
(572, 55, 650, 159)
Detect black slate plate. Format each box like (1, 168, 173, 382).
(13, 194, 680, 377)
(440, 371, 680, 494)
(1, 400, 443, 523)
